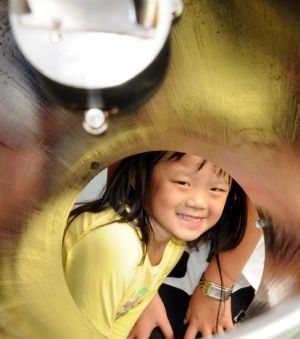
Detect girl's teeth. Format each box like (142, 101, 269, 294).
(179, 214, 198, 221)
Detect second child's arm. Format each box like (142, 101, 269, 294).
(184, 199, 262, 338)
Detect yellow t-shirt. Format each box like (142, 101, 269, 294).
(63, 209, 185, 338)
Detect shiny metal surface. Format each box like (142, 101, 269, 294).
(9, 0, 173, 113)
(9, 0, 172, 88)
(15, 0, 143, 33)
(0, 0, 300, 338)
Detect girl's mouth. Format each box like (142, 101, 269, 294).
(177, 213, 206, 230)
(177, 213, 204, 222)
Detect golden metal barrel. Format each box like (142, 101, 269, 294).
(0, 0, 299, 338)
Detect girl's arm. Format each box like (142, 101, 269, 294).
(184, 199, 262, 338)
(64, 222, 141, 337)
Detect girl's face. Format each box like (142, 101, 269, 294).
(146, 153, 231, 244)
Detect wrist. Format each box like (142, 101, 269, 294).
(204, 257, 237, 287)
(199, 273, 233, 302)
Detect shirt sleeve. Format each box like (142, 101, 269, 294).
(64, 223, 142, 337)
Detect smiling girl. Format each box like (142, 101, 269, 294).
(63, 151, 247, 338)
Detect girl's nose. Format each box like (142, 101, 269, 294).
(185, 191, 208, 210)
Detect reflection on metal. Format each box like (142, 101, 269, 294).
(9, 0, 172, 88)
(220, 296, 300, 339)
(255, 219, 268, 229)
(9, 0, 173, 113)
(0, 0, 300, 339)
(171, 0, 184, 20)
(83, 108, 108, 136)
(15, 0, 160, 35)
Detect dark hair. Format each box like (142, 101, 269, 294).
(67, 151, 164, 244)
(67, 151, 247, 257)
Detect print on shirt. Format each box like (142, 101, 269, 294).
(116, 287, 149, 319)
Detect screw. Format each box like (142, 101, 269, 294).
(83, 108, 108, 135)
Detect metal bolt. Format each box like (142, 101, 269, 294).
(83, 108, 108, 135)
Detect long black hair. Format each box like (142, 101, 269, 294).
(67, 151, 247, 257)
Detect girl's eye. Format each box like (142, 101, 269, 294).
(176, 181, 190, 187)
(211, 187, 225, 193)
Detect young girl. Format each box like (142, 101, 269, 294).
(62, 151, 248, 338)
(128, 199, 262, 339)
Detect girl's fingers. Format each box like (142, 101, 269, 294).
(158, 319, 174, 339)
(127, 325, 153, 339)
(223, 320, 235, 330)
(184, 306, 191, 324)
(216, 325, 225, 335)
(127, 333, 149, 339)
(183, 325, 199, 339)
(200, 328, 213, 339)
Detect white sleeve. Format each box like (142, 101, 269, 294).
(241, 235, 265, 291)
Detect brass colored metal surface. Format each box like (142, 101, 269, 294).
(0, 0, 300, 338)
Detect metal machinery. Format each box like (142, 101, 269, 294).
(0, 1, 299, 338)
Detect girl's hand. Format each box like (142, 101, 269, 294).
(127, 293, 174, 339)
(183, 285, 235, 339)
